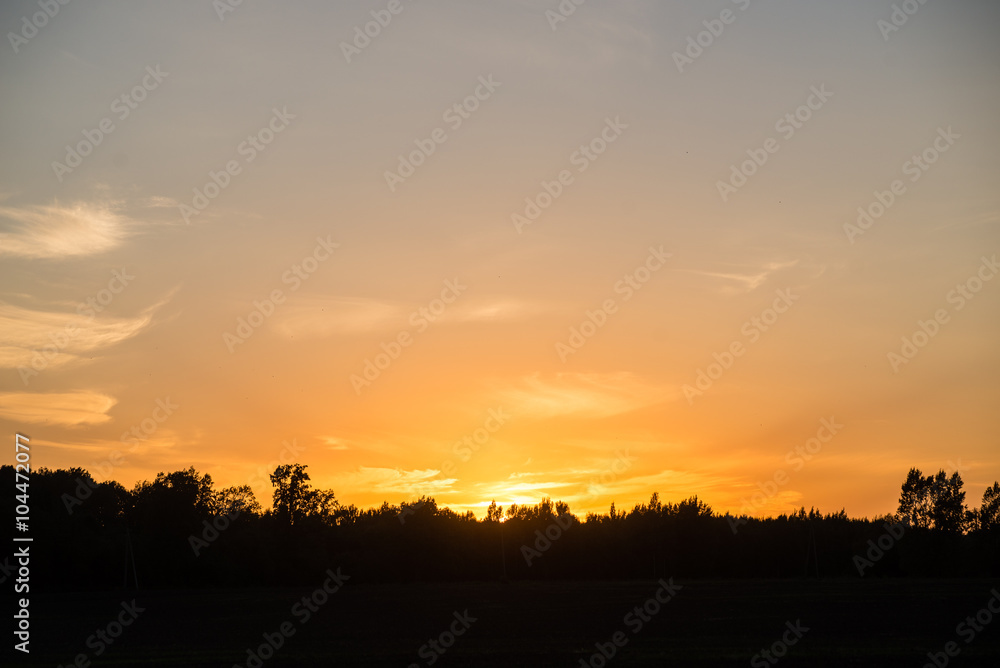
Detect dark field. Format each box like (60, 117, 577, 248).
(11, 579, 1000, 667)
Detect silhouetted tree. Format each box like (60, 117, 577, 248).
(898, 468, 933, 528)
(897, 468, 967, 531)
(269, 463, 312, 527)
(213, 484, 261, 517)
(485, 499, 503, 523)
(334, 503, 360, 526)
(11, 463, 1000, 589)
(648, 492, 662, 514)
(929, 470, 966, 532)
(301, 488, 339, 525)
(133, 466, 214, 530)
(978, 482, 1000, 531)
(678, 495, 713, 518)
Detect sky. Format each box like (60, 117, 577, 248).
(1, 0, 998, 520)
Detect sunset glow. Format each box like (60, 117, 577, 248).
(2, 0, 998, 522)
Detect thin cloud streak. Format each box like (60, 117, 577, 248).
(0, 200, 130, 259)
(0, 390, 117, 426)
(272, 295, 549, 339)
(0, 293, 174, 370)
(492, 372, 674, 419)
(679, 260, 800, 294)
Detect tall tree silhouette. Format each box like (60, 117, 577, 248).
(898, 468, 934, 528)
(929, 470, 966, 532)
(301, 487, 339, 526)
(485, 499, 503, 523)
(270, 463, 312, 527)
(977, 482, 1000, 531)
(897, 468, 967, 531)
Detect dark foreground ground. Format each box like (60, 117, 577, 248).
(9, 579, 1000, 667)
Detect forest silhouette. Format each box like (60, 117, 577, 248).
(5, 464, 998, 591)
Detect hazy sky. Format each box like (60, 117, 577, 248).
(1, 0, 998, 519)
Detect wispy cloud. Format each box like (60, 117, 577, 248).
(325, 466, 456, 497)
(0, 200, 130, 259)
(272, 297, 404, 338)
(319, 436, 350, 451)
(0, 391, 117, 426)
(29, 433, 179, 457)
(272, 295, 546, 338)
(0, 296, 170, 370)
(492, 371, 673, 419)
(136, 195, 183, 209)
(681, 260, 800, 294)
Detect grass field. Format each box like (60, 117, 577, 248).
(12, 579, 1000, 667)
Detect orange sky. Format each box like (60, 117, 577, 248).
(1, 0, 998, 519)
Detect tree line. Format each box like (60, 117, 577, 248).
(3, 463, 998, 591)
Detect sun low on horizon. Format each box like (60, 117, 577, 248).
(1, 0, 998, 523)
